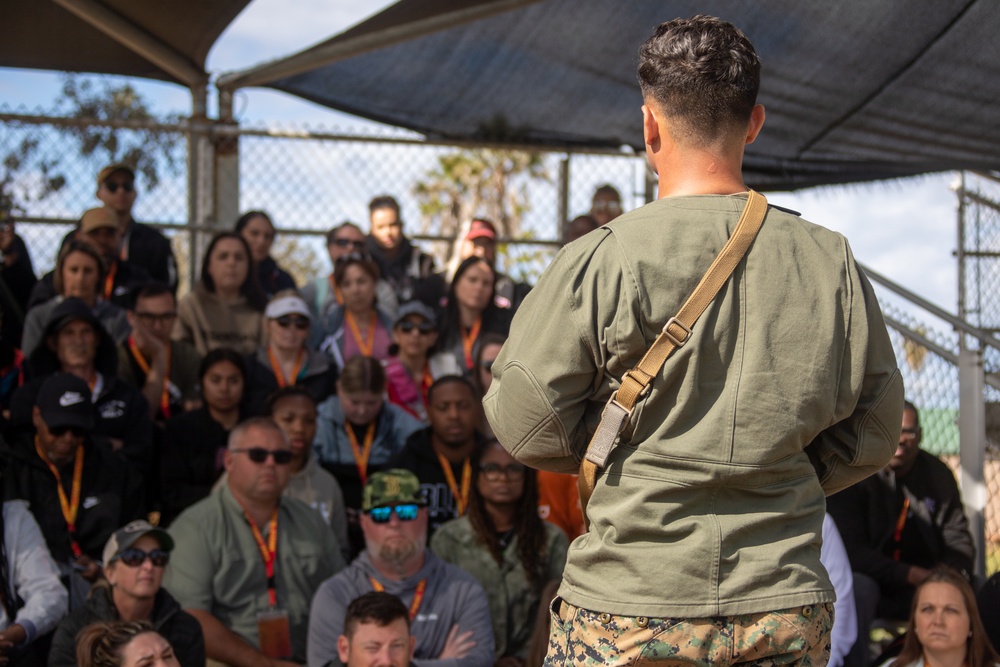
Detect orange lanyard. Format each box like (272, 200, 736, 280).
(462, 318, 482, 370)
(267, 348, 305, 388)
(892, 497, 910, 561)
(128, 337, 172, 419)
(436, 453, 472, 515)
(370, 577, 427, 620)
(346, 422, 376, 485)
(35, 438, 85, 558)
(246, 510, 280, 607)
(103, 260, 118, 300)
(346, 311, 376, 356)
(330, 274, 343, 305)
(421, 365, 434, 405)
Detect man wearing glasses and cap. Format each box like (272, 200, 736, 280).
(49, 519, 205, 667)
(1, 373, 144, 604)
(307, 469, 493, 667)
(165, 417, 344, 667)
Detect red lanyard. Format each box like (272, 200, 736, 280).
(892, 497, 910, 561)
(35, 438, 85, 558)
(128, 336, 172, 419)
(267, 348, 305, 388)
(346, 422, 376, 486)
(246, 510, 280, 607)
(370, 577, 427, 620)
(346, 311, 376, 356)
(462, 318, 482, 370)
(103, 261, 118, 300)
(437, 453, 472, 515)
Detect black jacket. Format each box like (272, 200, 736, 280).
(1, 431, 145, 564)
(256, 256, 296, 299)
(242, 347, 337, 416)
(828, 450, 975, 589)
(48, 584, 205, 667)
(159, 407, 234, 526)
(365, 236, 444, 306)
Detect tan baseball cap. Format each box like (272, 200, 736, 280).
(97, 163, 135, 187)
(79, 207, 119, 234)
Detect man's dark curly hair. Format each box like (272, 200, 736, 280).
(637, 15, 760, 144)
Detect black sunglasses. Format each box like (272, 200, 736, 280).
(332, 239, 366, 250)
(230, 447, 294, 465)
(105, 182, 135, 194)
(275, 315, 310, 330)
(114, 547, 170, 567)
(50, 425, 86, 438)
(397, 321, 435, 335)
(367, 504, 420, 524)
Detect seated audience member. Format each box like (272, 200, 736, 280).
(823, 513, 858, 667)
(432, 439, 568, 664)
(243, 292, 336, 416)
(457, 219, 531, 313)
(877, 566, 998, 667)
(118, 283, 201, 422)
(384, 301, 462, 422)
(471, 333, 504, 438)
(75, 621, 180, 667)
(159, 349, 245, 526)
(436, 258, 510, 378)
(336, 592, 414, 667)
(173, 232, 265, 356)
(364, 196, 443, 306)
(828, 400, 975, 667)
(49, 521, 204, 667)
(95, 162, 178, 290)
(2, 373, 143, 604)
(0, 496, 66, 662)
(563, 214, 599, 243)
(307, 469, 493, 667)
(0, 213, 38, 348)
(22, 240, 130, 355)
(314, 356, 423, 517)
(389, 376, 484, 538)
(12, 297, 153, 472)
(978, 571, 1000, 655)
(164, 417, 344, 666)
(315, 255, 394, 370)
(216, 387, 350, 561)
(235, 211, 296, 299)
(301, 222, 398, 324)
(588, 184, 623, 226)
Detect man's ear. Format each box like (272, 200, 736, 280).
(223, 448, 233, 472)
(745, 104, 766, 145)
(337, 635, 350, 663)
(642, 104, 661, 152)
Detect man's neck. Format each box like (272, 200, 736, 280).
(371, 550, 426, 582)
(655, 140, 748, 199)
(431, 435, 475, 464)
(208, 405, 240, 431)
(116, 212, 134, 232)
(112, 587, 155, 622)
(229, 485, 280, 528)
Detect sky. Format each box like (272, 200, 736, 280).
(0, 0, 975, 324)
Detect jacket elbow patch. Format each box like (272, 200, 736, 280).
(855, 369, 904, 470)
(486, 362, 570, 464)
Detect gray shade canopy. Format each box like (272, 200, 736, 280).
(221, 0, 1000, 190)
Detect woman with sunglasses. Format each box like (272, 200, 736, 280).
(431, 439, 568, 666)
(315, 254, 394, 371)
(235, 210, 297, 299)
(437, 257, 511, 379)
(315, 355, 423, 556)
(160, 349, 246, 525)
(49, 521, 205, 667)
(242, 291, 337, 416)
(302, 222, 398, 323)
(384, 301, 462, 422)
(173, 232, 266, 356)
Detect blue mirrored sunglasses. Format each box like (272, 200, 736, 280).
(367, 504, 420, 524)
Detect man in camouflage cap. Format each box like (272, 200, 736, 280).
(307, 469, 494, 667)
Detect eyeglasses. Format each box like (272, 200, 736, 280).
(480, 360, 495, 372)
(50, 425, 86, 438)
(230, 448, 294, 465)
(900, 427, 920, 442)
(275, 315, 310, 330)
(367, 504, 420, 524)
(135, 311, 177, 325)
(479, 462, 526, 482)
(332, 238, 366, 250)
(396, 321, 435, 335)
(105, 182, 135, 194)
(113, 548, 170, 568)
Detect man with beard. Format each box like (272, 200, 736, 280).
(389, 377, 483, 538)
(165, 417, 344, 666)
(307, 469, 493, 667)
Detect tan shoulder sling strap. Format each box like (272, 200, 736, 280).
(577, 190, 769, 519)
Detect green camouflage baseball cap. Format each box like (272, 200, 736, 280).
(362, 469, 427, 511)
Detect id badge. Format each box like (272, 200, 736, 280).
(257, 607, 292, 659)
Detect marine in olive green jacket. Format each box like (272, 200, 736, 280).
(484, 194, 903, 619)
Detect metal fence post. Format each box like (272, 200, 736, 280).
(557, 155, 569, 242)
(958, 344, 988, 578)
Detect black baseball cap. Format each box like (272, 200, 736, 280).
(35, 373, 95, 432)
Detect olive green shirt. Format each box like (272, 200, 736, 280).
(484, 194, 903, 618)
